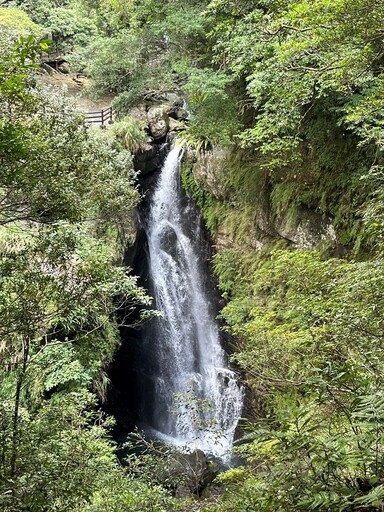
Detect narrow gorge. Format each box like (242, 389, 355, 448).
(109, 143, 243, 460)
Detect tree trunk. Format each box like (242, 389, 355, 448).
(10, 337, 29, 480)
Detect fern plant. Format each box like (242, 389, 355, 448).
(112, 115, 148, 153)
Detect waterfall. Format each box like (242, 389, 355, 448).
(142, 145, 243, 459)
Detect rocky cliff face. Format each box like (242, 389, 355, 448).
(128, 100, 186, 177)
(188, 148, 340, 254)
(126, 95, 344, 261)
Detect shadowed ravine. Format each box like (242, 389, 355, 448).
(139, 145, 243, 459)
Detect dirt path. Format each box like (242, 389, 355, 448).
(37, 71, 114, 112)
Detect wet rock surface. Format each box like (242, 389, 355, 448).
(164, 450, 219, 497)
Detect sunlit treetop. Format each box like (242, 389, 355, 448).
(0, 7, 41, 37)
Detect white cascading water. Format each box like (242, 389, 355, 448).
(144, 145, 243, 459)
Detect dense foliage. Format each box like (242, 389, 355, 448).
(3, 0, 384, 510)
(0, 31, 174, 511)
(179, 1, 384, 511)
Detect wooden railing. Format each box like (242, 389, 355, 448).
(85, 106, 113, 128)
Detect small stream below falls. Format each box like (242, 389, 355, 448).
(109, 144, 243, 461)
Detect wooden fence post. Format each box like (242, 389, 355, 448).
(85, 107, 113, 128)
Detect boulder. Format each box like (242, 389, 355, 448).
(58, 61, 70, 74)
(169, 118, 184, 132)
(164, 92, 181, 104)
(175, 108, 188, 120)
(168, 449, 219, 496)
(147, 106, 170, 140)
(167, 98, 186, 120)
(133, 143, 161, 176)
(166, 131, 178, 145)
